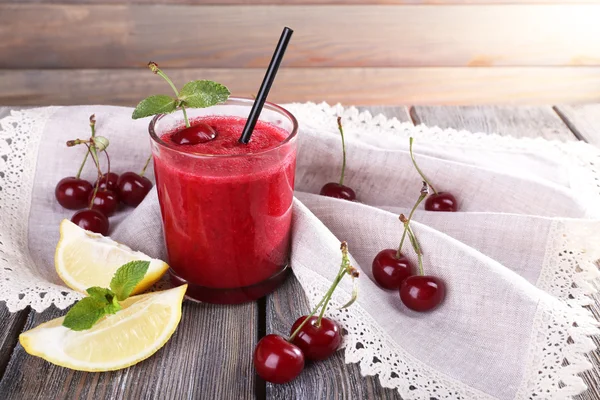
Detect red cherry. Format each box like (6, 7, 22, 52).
(71, 209, 109, 235)
(400, 275, 445, 312)
(372, 249, 415, 289)
(55, 177, 93, 210)
(89, 190, 118, 217)
(425, 192, 457, 212)
(96, 172, 119, 193)
(320, 182, 356, 201)
(289, 316, 341, 361)
(172, 123, 217, 145)
(117, 172, 152, 207)
(253, 334, 304, 384)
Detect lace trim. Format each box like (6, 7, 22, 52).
(0, 107, 82, 312)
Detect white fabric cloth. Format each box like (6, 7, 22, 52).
(1, 104, 600, 399)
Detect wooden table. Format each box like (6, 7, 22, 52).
(1, 105, 600, 400)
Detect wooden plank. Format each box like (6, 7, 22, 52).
(410, 105, 578, 140)
(554, 105, 600, 147)
(5, 1, 600, 4)
(410, 105, 600, 400)
(2, 68, 600, 106)
(1, 5, 600, 69)
(0, 301, 258, 399)
(265, 106, 410, 400)
(0, 303, 29, 380)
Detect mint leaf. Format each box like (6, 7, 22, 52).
(132, 95, 177, 119)
(87, 286, 121, 315)
(62, 297, 108, 331)
(178, 80, 230, 108)
(110, 261, 150, 301)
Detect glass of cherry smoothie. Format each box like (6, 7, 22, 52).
(149, 98, 298, 304)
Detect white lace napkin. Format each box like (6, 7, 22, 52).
(1, 104, 599, 400)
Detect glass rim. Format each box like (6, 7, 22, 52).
(148, 97, 298, 159)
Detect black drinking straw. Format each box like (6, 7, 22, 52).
(239, 27, 294, 144)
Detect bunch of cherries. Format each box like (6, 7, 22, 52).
(54, 114, 153, 235)
(254, 241, 359, 384)
(372, 137, 456, 311)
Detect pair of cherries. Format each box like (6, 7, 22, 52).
(254, 242, 358, 384)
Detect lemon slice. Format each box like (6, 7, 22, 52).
(20, 285, 186, 371)
(55, 219, 169, 294)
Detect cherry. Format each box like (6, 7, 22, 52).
(320, 182, 356, 201)
(400, 275, 445, 312)
(55, 177, 93, 210)
(89, 190, 118, 217)
(172, 122, 217, 145)
(253, 334, 304, 384)
(117, 172, 152, 207)
(96, 172, 119, 193)
(289, 316, 341, 361)
(425, 192, 458, 212)
(372, 249, 414, 289)
(321, 117, 356, 201)
(71, 209, 109, 235)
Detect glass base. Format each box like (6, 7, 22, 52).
(170, 264, 291, 304)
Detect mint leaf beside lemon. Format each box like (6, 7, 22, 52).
(132, 62, 231, 128)
(62, 261, 150, 331)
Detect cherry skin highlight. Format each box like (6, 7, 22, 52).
(400, 275, 445, 312)
(89, 190, 118, 217)
(320, 182, 356, 201)
(425, 192, 457, 212)
(171, 122, 217, 146)
(253, 334, 305, 384)
(71, 209, 109, 235)
(96, 172, 119, 193)
(290, 316, 341, 361)
(55, 177, 93, 210)
(117, 172, 152, 207)
(372, 249, 415, 289)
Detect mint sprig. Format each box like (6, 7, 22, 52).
(132, 62, 230, 128)
(62, 260, 150, 331)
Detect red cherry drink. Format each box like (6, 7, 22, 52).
(149, 99, 298, 304)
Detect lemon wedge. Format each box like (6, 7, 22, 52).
(55, 219, 169, 294)
(20, 285, 186, 371)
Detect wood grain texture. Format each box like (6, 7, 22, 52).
(1, 5, 600, 69)
(265, 106, 411, 400)
(410, 105, 600, 400)
(554, 105, 600, 147)
(0, 303, 29, 380)
(2, 68, 600, 106)
(410, 105, 578, 140)
(0, 301, 258, 400)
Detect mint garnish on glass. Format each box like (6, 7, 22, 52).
(62, 260, 150, 331)
(132, 62, 231, 128)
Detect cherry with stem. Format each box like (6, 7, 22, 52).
(397, 189, 446, 312)
(117, 155, 153, 207)
(320, 117, 356, 201)
(409, 137, 458, 212)
(254, 242, 359, 383)
(371, 183, 429, 290)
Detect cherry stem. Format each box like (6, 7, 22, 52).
(337, 117, 347, 186)
(288, 241, 354, 342)
(148, 62, 190, 128)
(85, 143, 103, 208)
(90, 114, 96, 138)
(396, 181, 429, 259)
(406, 226, 424, 275)
(105, 150, 111, 176)
(140, 154, 153, 177)
(409, 137, 437, 195)
(75, 150, 89, 179)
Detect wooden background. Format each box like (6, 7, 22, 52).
(1, 1, 600, 106)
